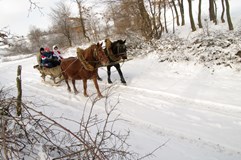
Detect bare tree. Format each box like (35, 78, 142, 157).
(0, 86, 134, 159)
(0, 29, 10, 47)
(209, 0, 217, 24)
(177, 0, 185, 26)
(221, 0, 225, 23)
(156, 0, 164, 37)
(171, 0, 180, 26)
(198, 0, 203, 28)
(27, 0, 43, 16)
(187, 0, 196, 31)
(0, 83, 165, 159)
(104, 0, 153, 39)
(147, 0, 163, 39)
(100, 0, 235, 37)
(73, 0, 91, 42)
(225, 0, 233, 30)
(50, 1, 73, 47)
(87, 12, 101, 41)
(137, 0, 152, 39)
(28, 26, 45, 50)
(106, 1, 135, 36)
(163, 0, 168, 33)
(168, 0, 176, 33)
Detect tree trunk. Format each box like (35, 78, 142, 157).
(168, 0, 175, 33)
(209, 0, 217, 24)
(76, 0, 90, 42)
(171, 0, 180, 26)
(221, 0, 225, 23)
(225, 0, 234, 30)
(177, 0, 185, 26)
(187, 0, 196, 31)
(213, 0, 217, 25)
(67, 35, 72, 47)
(157, 1, 163, 38)
(164, 0, 168, 33)
(198, 0, 203, 28)
(138, 0, 152, 39)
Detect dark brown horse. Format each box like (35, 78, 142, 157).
(98, 39, 127, 84)
(60, 43, 109, 98)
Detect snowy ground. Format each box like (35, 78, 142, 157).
(0, 51, 241, 159)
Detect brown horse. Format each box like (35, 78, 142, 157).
(60, 43, 109, 98)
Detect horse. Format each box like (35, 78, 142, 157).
(98, 39, 127, 84)
(60, 43, 109, 98)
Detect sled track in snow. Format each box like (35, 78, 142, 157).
(115, 84, 241, 119)
(105, 84, 241, 156)
(23, 80, 241, 156)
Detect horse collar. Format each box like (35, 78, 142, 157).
(105, 48, 120, 62)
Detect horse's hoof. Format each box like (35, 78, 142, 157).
(121, 80, 126, 84)
(97, 77, 103, 81)
(108, 79, 112, 84)
(98, 95, 104, 98)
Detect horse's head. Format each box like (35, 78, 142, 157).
(111, 39, 127, 59)
(93, 42, 109, 66)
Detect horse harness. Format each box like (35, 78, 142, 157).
(62, 46, 103, 74)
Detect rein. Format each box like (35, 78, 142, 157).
(105, 48, 121, 62)
(61, 58, 79, 73)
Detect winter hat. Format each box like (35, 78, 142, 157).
(40, 47, 44, 52)
(44, 47, 50, 52)
(53, 45, 58, 50)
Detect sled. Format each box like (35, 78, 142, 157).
(33, 65, 63, 84)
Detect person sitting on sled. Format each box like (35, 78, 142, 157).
(52, 45, 63, 62)
(40, 47, 60, 68)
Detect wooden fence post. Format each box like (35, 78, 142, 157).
(16, 65, 22, 116)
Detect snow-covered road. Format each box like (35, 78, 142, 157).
(1, 54, 241, 160)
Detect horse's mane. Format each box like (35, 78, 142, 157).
(85, 44, 96, 53)
(76, 47, 94, 71)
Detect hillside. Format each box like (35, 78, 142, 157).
(1, 29, 241, 159)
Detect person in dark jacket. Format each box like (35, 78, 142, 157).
(40, 48, 60, 68)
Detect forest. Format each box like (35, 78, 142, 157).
(0, 0, 235, 54)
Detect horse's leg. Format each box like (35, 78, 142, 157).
(97, 69, 102, 81)
(83, 79, 89, 97)
(93, 77, 103, 98)
(65, 79, 71, 92)
(72, 80, 79, 94)
(115, 64, 126, 84)
(107, 65, 112, 84)
(63, 73, 71, 92)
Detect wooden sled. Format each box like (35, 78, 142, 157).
(33, 65, 64, 84)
